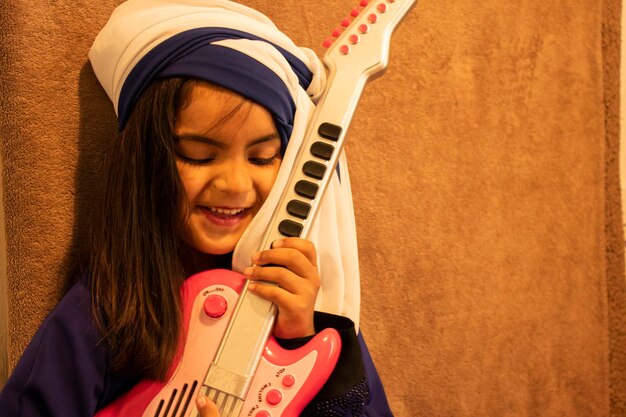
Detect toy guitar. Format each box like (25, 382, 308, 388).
(95, 1, 415, 416)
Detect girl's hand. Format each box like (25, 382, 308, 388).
(196, 395, 220, 417)
(244, 238, 320, 339)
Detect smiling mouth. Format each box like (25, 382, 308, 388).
(200, 206, 251, 223)
(208, 207, 247, 217)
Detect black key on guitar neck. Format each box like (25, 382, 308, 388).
(287, 200, 311, 219)
(295, 180, 318, 200)
(318, 122, 342, 141)
(311, 141, 334, 161)
(278, 219, 303, 237)
(303, 160, 326, 180)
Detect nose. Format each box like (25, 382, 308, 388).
(212, 159, 253, 195)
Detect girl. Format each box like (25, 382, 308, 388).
(0, 1, 392, 416)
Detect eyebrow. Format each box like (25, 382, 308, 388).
(175, 133, 281, 149)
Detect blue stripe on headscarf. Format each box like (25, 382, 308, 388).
(118, 27, 313, 150)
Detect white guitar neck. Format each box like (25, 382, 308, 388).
(201, 0, 416, 410)
(261, 0, 417, 246)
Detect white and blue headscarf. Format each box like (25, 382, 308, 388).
(89, 0, 361, 327)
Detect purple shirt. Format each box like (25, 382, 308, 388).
(0, 279, 392, 416)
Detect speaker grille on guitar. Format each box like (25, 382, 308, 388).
(154, 381, 198, 417)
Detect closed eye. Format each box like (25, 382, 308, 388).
(249, 155, 280, 166)
(175, 150, 215, 165)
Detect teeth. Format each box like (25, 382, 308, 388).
(209, 207, 245, 216)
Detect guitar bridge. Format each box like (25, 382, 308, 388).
(204, 388, 244, 417)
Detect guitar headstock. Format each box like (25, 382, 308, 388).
(321, 0, 416, 78)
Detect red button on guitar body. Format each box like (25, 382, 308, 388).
(339, 45, 351, 55)
(203, 294, 227, 318)
(255, 411, 271, 417)
(377, 3, 388, 12)
(266, 389, 283, 406)
(349, 34, 360, 44)
(368, 13, 378, 23)
(358, 23, 370, 33)
(282, 374, 296, 388)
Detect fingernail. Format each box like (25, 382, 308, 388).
(252, 252, 260, 262)
(243, 266, 254, 277)
(248, 282, 256, 291)
(272, 239, 284, 248)
(196, 395, 207, 408)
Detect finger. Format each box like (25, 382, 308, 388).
(245, 265, 318, 295)
(247, 280, 301, 311)
(271, 238, 317, 266)
(251, 248, 317, 279)
(196, 395, 220, 417)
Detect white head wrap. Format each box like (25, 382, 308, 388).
(89, 0, 361, 327)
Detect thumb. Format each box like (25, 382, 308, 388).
(196, 395, 220, 417)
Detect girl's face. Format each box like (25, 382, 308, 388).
(175, 83, 282, 255)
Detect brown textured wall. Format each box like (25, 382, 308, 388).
(603, 0, 626, 415)
(0, 0, 624, 416)
(0, 0, 120, 374)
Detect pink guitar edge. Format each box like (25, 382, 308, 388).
(96, 269, 341, 417)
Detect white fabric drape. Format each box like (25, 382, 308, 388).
(89, 0, 361, 327)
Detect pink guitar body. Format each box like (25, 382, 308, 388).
(95, 269, 341, 417)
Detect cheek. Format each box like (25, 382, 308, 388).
(257, 165, 281, 201)
(176, 162, 203, 202)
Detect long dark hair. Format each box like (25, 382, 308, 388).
(88, 78, 196, 380)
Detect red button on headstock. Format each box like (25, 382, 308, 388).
(367, 13, 379, 23)
(358, 23, 370, 33)
(322, 37, 334, 48)
(339, 45, 351, 55)
(341, 17, 351, 27)
(377, 3, 388, 12)
(350, 7, 360, 17)
(349, 34, 360, 44)
(359, 0, 370, 6)
(331, 27, 343, 37)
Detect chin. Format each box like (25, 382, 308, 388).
(194, 235, 241, 256)
(182, 222, 247, 256)
(204, 244, 236, 256)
